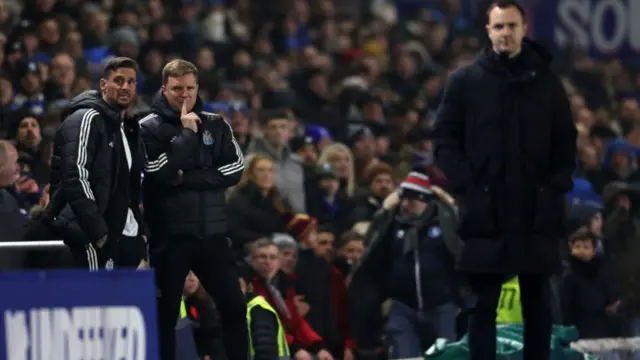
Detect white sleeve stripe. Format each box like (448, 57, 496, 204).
(146, 153, 168, 166)
(145, 157, 168, 172)
(217, 119, 244, 175)
(220, 162, 244, 175)
(139, 113, 157, 124)
(77, 109, 98, 200)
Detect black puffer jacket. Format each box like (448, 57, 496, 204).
(48, 90, 145, 246)
(140, 92, 243, 239)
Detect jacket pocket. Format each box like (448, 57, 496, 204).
(533, 187, 566, 234)
(459, 185, 498, 236)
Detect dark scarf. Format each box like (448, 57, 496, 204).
(394, 199, 437, 255)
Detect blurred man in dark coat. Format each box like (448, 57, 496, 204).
(432, 1, 576, 359)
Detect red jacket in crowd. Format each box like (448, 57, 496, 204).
(329, 265, 356, 350)
(249, 272, 326, 353)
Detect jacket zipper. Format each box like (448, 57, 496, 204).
(198, 126, 206, 239)
(414, 248, 424, 310)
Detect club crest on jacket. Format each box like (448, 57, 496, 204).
(202, 130, 214, 146)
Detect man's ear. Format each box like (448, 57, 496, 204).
(99, 78, 107, 94)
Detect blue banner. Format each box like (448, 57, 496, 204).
(0, 269, 159, 360)
(527, 0, 640, 64)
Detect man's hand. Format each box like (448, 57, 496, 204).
(96, 235, 107, 248)
(15, 176, 39, 194)
(343, 347, 355, 360)
(180, 100, 200, 133)
(96, 236, 107, 248)
(294, 295, 310, 317)
(38, 184, 50, 207)
(605, 299, 622, 316)
(294, 349, 313, 360)
(382, 190, 400, 210)
(317, 349, 334, 360)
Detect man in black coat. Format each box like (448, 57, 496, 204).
(140, 59, 247, 360)
(432, 1, 576, 359)
(49, 57, 148, 270)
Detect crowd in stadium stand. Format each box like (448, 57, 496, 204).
(2, 0, 640, 359)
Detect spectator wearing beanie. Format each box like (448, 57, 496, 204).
(285, 213, 344, 358)
(349, 170, 462, 358)
(291, 135, 318, 168)
(305, 124, 333, 152)
(306, 162, 352, 233)
(348, 162, 396, 226)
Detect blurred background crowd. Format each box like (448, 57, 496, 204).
(2, 0, 640, 358)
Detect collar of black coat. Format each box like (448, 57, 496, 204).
(477, 38, 552, 81)
(568, 253, 603, 279)
(150, 90, 204, 124)
(64, 90, 123, 126)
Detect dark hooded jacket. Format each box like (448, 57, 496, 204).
(48, 90, 146, 246)
(432, 39, 577, 274)
(594, 138, 640, 195)
(140, 92, 244, 239)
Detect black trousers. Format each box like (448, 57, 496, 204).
(467, 273, 552, 360)
(151, 235, 247, 360)
(69, 235, 147, 270)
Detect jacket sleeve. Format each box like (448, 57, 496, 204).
(432, 70, 473, 194)
(181, 116, 244, 189)
(250, 306, 281, 360)
(549, 77, 577, 192)
(331, 267, 355, 349)
(284, 287, 325, 352)
(59, 109, 109, 243)
(140, 115, 199, 184)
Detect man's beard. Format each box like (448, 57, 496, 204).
(106, 96, 129, 112)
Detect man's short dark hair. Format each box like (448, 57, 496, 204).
(102, 57, 138, 79)
(568, 228, 598, 248)
(259, 109, 291, 125)
(486, 0, 526, 24)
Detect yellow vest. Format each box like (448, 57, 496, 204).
(247, 295, 290, 359)
(180, 297, 187, 319)
(496, 277, 523, 324)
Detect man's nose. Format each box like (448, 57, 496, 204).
(121, 82, 135, 91)
(501, 28, 513, 36)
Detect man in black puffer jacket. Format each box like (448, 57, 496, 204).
(140, 59, 247, 360)
(48, 57, 148, 270)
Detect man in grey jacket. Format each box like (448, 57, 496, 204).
(246, 109, 307, 212)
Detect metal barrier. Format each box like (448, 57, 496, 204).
(0, 240, 65, 250)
